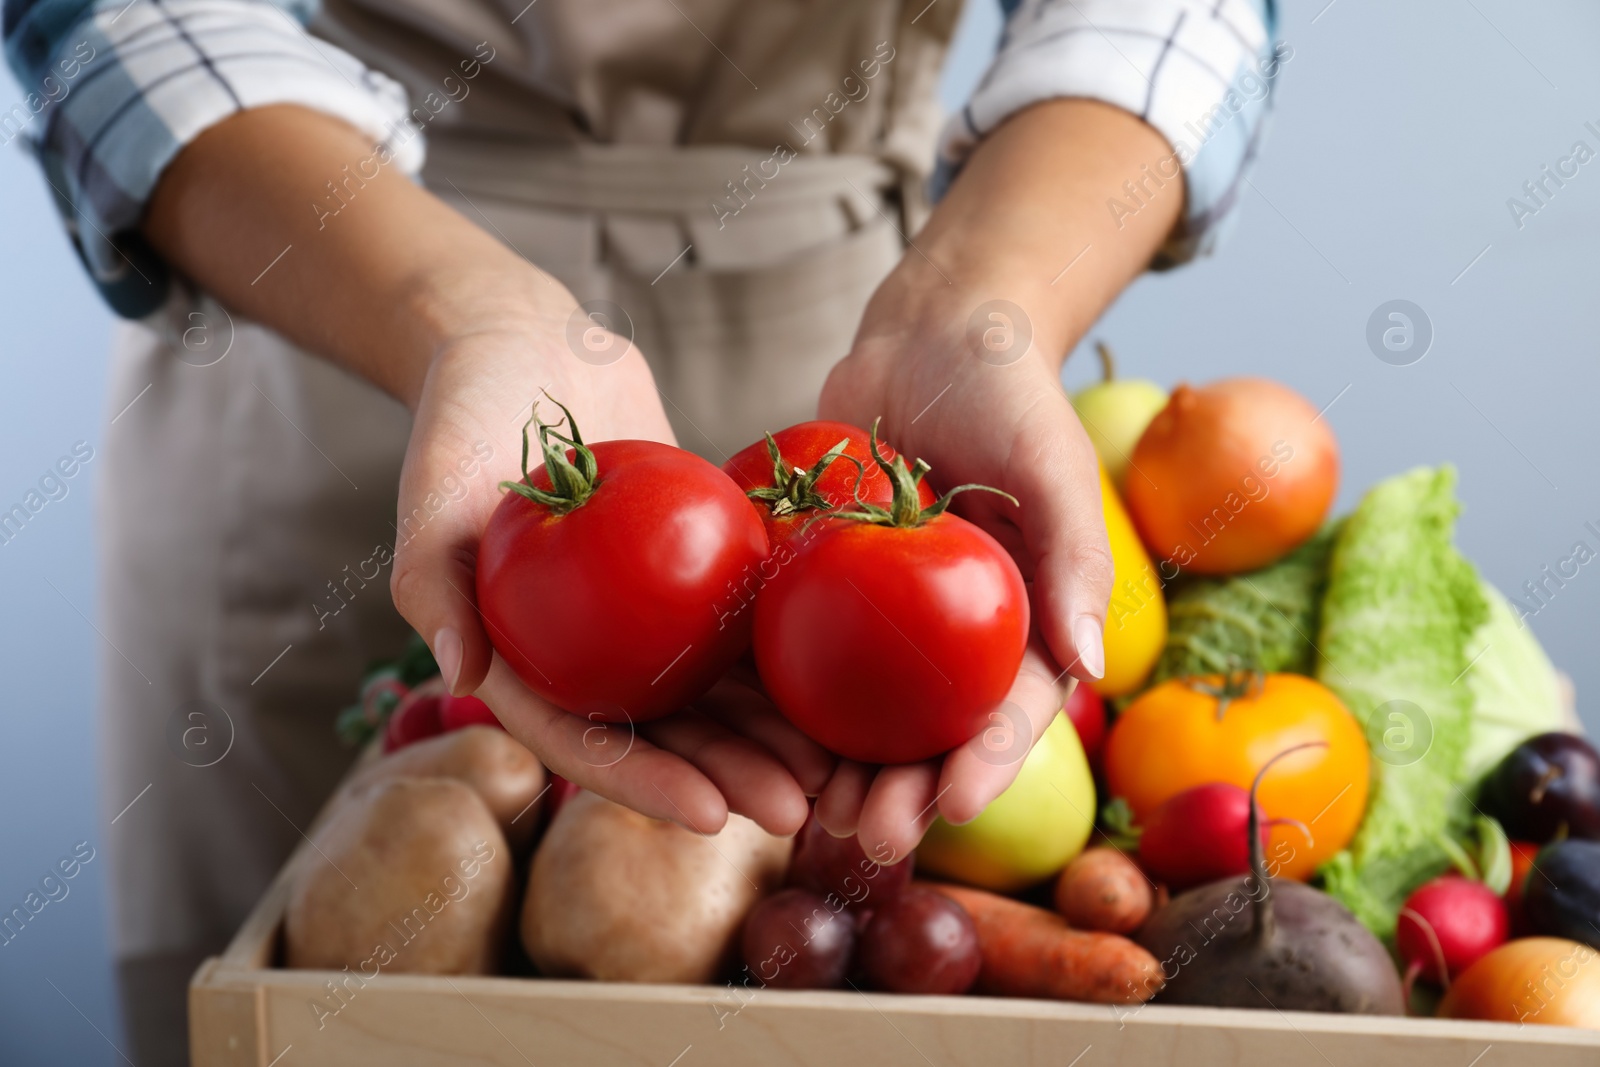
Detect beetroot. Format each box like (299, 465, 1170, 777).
(1396, 876, 1509, 987)
(789, 813, 911, 907)
(1134, 744, 1403, 1014)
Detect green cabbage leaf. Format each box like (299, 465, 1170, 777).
(1151, 522, 1342, 685)
(1315, 467, 1486, 940)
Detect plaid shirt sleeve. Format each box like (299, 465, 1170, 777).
(2, 0, 424, 317)
(937, 0, 1282, 266)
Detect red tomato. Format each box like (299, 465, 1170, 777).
(383, 682, 444, 752)
(753, 428, 1027, 764)
(1064, 683, 1106, 765)
(723, 421, 934, 546)
(1506, 839, 1540, 935)
(477, 405, 769, 722)
(438, 694, 504, 732)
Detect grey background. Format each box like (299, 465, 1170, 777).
(2, 0, 1597, 1061)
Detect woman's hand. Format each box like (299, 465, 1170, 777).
(808, 98, 1186, 858)
(812, 276, 1107, 859)
(390, 280, 834, 837)
(144, 105, 829, 837)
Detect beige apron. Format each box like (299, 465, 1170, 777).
(99, 0, 963, 1058)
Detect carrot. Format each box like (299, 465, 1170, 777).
(927, 882, 1162, 1004)
(1053, 847, 1154, 935)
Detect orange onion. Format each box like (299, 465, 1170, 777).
(1124, 377, 1338, 575)
(1439, 938, 1600, 1027)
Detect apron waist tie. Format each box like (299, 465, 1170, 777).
(422, 134, 900, 218)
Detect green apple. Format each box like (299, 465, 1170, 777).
(916, 713, 1096, 892)
(1071, 342, 1167, 491)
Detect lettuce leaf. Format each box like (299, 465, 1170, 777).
(1151, 522, 1342, 685)
(1315, 467, 1488, 940)
(1461, 581, 1567, 781)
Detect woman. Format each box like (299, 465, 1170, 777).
(5, 0, 1276, 1060)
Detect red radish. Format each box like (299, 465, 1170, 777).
(1064, 683, 1107, 766)
(438, 694, 504, 733)
(1136, 742, 1322, 890)
(1138, 782, 1267, 889)
(382, 684, 445, 752)
(1396, 876, 1509, 989)
(1504, 840, 1540, 936)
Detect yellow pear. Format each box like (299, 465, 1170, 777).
(1071, 342, 1168, 491)
(1095, 462, 1167, 698)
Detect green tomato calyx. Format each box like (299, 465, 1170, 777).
(500, 396, 600, 514)
(828, 417, 1018, 529)
(746, 433, 859, 518)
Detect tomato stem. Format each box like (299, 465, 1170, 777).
(826, 418, 1018, 529)
(745, 433, 864, 518)
(1185, 667, 1264, 721)
(499, 396, 601, 514)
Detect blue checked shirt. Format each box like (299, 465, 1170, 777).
(3, 0, 1276, 318)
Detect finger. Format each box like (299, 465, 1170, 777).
(695, 677, 837, 797)
(936, 642, 1068, 826)
(1007, 392, 1115, 684)
(643, 709, 811, 836)
(814, 760, 875, 837)
(854, 760, 943, 862)
(477, 654, 729, 833)
(389, 381, 509, 697)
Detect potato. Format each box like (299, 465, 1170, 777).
(285, 778, 513, 974)
(522, 791, 790, 983)
(345, 726, 546, 850)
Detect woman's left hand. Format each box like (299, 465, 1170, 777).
(812, 272, 1111, 861)
(808, 98, 1186, 859)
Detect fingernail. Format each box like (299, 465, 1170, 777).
(433, 627, 463, 694)
(1073, 616, 1105, 679)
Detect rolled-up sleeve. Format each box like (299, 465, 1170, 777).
(3, 0, 424, 317)
(935, 0, 1282, 266)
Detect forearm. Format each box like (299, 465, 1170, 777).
(873, 98, 1183, 360)
(143, 105, 564, 408)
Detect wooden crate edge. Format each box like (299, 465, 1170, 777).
(189, 958, 263, 1067)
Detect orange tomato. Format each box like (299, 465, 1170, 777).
(1439, 938, 1600, 1027)
(1103, 673, 1369, 881)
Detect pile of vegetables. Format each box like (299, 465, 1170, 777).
(284, 366, 1599, 1031)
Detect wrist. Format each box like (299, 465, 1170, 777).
(861, 258, 1076, 377)
(394, 255, 579, 409)
(866, 98, 1185, 375)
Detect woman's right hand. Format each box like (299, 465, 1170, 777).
(142, 105, 827, 835)
(388, 279, 833, 837)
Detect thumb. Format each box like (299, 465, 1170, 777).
(389, 426, 503, 696)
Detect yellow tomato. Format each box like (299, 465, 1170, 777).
(1102, 673, 1369, 882)
(1095, 464, 1166, 697)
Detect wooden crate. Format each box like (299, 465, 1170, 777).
(191, 792, 1600, 1067)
